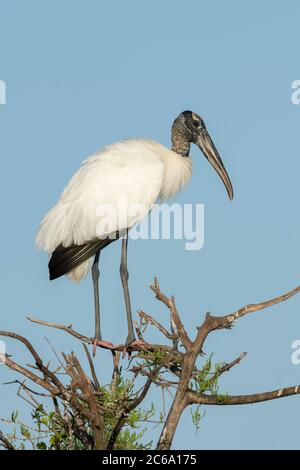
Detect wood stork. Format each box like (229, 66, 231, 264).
(36, 110, 233, 348)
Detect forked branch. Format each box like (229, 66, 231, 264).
(1, 280, 300, 450)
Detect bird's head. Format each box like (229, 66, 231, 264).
(171, 110, 233, 200)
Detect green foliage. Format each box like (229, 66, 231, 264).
(2, 377, 155, 450)
(189, 354, 228, 431)
(1, 340, 229, 450)
(215, 393, 229, 404)
(190, 406, 204, 433)
(137, 349, 170, 367)
(191, 354, 224, 396)
(98, 375, 155, 449)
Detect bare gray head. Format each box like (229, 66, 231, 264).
(171, 110, 233, 200)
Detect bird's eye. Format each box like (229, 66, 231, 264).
(192, 120, 200, 128)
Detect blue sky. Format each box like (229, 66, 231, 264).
(1, 0, 300, 449)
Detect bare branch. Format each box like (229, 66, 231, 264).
(138, 310, 178, 341)
(64, 352, 105, 450)
(0, 331, 44, 367)
(214, 352, 247, 379)
(134, 319, 145, 341)
(111, 350, 121, 388)
(150, 277, 192, 349)
(187, 384, 300, 405)
(218, 284, 300, 328)
(4, 380, 53, 398)
(0, 331, 67, 397)
(82, 343, 101, 391)
(0, 430, 15, 450)
(1, 279, 300, 451)
(27, 316, 184, 364)
(3, 356, 58, 395)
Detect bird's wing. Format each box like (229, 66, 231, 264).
(36, 139, 165, 253)
(48, 235, 119, 280)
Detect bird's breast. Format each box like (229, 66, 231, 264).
(159, 148, 192, 201)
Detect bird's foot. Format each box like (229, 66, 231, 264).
(92, 338, 114, 356)
(122, 334, 136, 357)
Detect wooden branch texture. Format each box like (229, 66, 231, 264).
(1, 279, 300, 450)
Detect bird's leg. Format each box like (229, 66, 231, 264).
(92, 250, 101, 354)
(120, 231, 136, 346)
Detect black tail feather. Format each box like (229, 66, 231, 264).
(49, 234, 119, 280)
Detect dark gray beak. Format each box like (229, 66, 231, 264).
(196, 129, 233, 200)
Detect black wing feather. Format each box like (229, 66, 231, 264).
(49, 234, 119, 280)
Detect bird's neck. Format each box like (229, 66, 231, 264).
(171, 125, 191, 157)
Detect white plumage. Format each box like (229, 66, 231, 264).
(36, 139, 192, 281)
(36, 110, 233, 345)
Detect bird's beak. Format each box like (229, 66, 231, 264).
(196, 129, 234, 200)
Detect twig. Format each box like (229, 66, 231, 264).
(138, 310, 178, 341)
(3, 356, 58, 395)
(4, 380, 52, 398)
(64, 352, 105, 450)
(213, 352, 247, 380)
(170, 313, 179, 350)
(0, 430, 14, 450)
(111, 351, 121, 388)
(1, 279, 300, 452)
(82, 343, 101, 391)
(134, 320, 144, 341)
(26, 316, 183, 361)
(150, 278, 192, 349)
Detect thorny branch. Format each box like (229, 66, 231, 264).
(1, 279, 300, 449)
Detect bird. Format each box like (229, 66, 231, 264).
(36, 110, 233, 349)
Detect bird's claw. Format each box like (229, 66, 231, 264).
(92, 338, 114, 356)
(121, 335, 135, 358)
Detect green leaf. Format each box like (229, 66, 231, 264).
(37, 442, 47, 450)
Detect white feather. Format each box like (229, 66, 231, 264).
(36, 139, 192, 281)
(67, 259, 92, 283)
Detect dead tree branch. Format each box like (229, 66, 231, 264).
(26, 316, 183, 363)
(1, 280, 300, 450)
(187, 384, 300, 405)
(153, 281, 300, 450)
